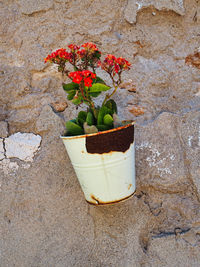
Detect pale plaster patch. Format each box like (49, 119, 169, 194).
(5, 132, 41, 162)
(136, 141, 175, 176)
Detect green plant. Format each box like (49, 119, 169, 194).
(45, 42, 131, 136)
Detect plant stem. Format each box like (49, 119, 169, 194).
(102, 75, 118, 105)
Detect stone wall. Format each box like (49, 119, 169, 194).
(0, 0, 200, 266)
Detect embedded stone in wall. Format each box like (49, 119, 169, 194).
(19, 0, 54, 15)
(5, 132, 41, 162)
(177, 110, 200, 198)
(35, 105, 65, 135)
(136, 112, 188, 191)
(125, 0, 185, 24)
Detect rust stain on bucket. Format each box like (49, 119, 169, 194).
(88, 192, 135, 205)
(128, 184, 132, 190)
(86, 124, 134, 154)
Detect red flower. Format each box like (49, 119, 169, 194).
(69, 71, 83, 84)
(99, 54, 131, 75)
(81, 42, 98, 52)
(82, 70, 91, 77)
(116, 57, 131, 70)
(77, 49, 87, 58)
(68, 70, 96, 87)
(106, 54, 117, 61)
(44, 48, 71, 63)
(114, 64, 120, 73)
(84, 77, 93, 87)
(68, 44, 80, 52)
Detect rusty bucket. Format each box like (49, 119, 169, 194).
(61, 122, 135, 205)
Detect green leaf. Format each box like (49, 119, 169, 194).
(77, 111, 87, 127)
(94, 51, 101, 59)
(66, 121, 84, 136)
(67, 90, 76, 100)
(93, 76, 106, 84)
(97, 106, 112, 125)
(103, 114, 113, 127)
(93, 108, 99, 120)
(86, 112, 94, 126)
(90, 83, 110, 92)
(96, 124, 110, 131)
(72, 96, 82, 105)
(78, 111, 87, 121)
(63, 82, 79, 92)
(104, 99, 117, 114)
(73, 66, 79, 71)
(70, 119, 77, 123)
(89, 92, 101, 97)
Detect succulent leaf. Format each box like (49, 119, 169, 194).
(96, 124, 110, 131)
(77, 111, 87, 126)
(97, 106, 112, 125)
(103, 114, 113, 126)
(66, 121, 84, 136)
(93, 108, 99, 119)
(86, 112, 94, 126)
(104, 99, 117, 114)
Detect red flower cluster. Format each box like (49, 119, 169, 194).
(68, 44, 80, 52)
(45, 43, 100, 65)
(44, 48, 72, 63)
(98, 54, 131, 75)
(77, 42, 100, 59)
(116, 57, 131, 70)
(81, 42, 98, 52)
(68, 70, 96, 87)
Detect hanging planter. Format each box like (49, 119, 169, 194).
(61, 122, 135, 205)
(44, 42, 143, 205)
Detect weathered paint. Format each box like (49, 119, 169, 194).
(86, 124, 134, 154)
(61, 123, 135, 204)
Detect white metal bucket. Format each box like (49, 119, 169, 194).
(61, 122, 135, 205)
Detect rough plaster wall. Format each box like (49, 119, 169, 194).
(0, 0, 200, 266)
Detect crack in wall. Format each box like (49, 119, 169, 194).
(139, 226, 192, 254)
(2, 138, 6, 159)
(24, 7, 53, 17)
(151, 227, 191, 239)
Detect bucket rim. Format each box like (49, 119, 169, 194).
(61, 121, 135, 140)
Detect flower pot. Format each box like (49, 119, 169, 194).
(61, 122, 135, 205)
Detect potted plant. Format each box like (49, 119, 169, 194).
(45, 42, 136, 205)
